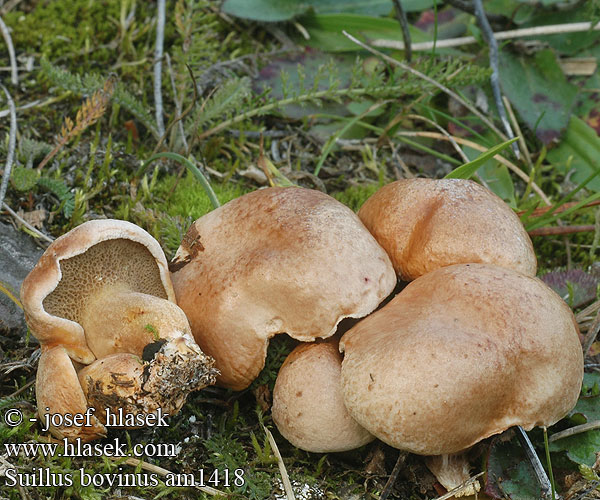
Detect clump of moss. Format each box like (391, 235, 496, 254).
(152, 173, 250, 220)
(5, 0, 122, 62)
(333, 183, 380, 212)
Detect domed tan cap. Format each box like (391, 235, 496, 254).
(357, 178, 537, 280)
(36, 345, 106, 442)
(171, 187, 396, 390)
(272, 338, 374, 453)
(21, 219, 176, 364)
(340, 263, 583, 455)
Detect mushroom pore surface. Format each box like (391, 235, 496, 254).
(22, 219, 177, 364)
(340, 263, 583, 455)
(43, 239, 168, 323)
(171, 187, 396, 390)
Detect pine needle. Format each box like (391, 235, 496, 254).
(0, 280, 22, 310)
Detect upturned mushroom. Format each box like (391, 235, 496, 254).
(170, 187, 396, 391)
(272, 337, 374, 453)
(340, 263, 583, 492)
(357, 178, 537, 280)
(21, 219, 217, 440)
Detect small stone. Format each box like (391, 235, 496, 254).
(0, 222, 44, 336)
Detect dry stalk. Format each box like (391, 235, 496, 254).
(576, 300, 600, 325)
(0, 15, 17, 84)
(583, 307, 600, 357)
(0, 84, 17, 209)
(342, 31, 508, 142)
(550, 421, 600, 443)
(393, 130, 551, 205)
(519, 200, 600, 218)
(528, 225, 595, 236)
(503, 96, 532, 169)
(372, 21, 600, 51)
(37, 76, 116, 171)
(262, 424, 296, 500)
(153, 0, 166, 136)
(406, 114, 469, 163)
(2, 203, 54, 243)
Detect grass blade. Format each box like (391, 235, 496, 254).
(444, 137, 518, 179)
(139, 152, 221, 210)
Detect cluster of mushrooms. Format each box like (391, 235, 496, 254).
(22, 179, 583, 494)
(21, 220, 218, 441)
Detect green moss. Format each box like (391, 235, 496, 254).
(333, 183, 380, 212)
(5, 0, 122, 61)
(152, 173, 250, 220)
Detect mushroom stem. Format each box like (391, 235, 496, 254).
(425, 453, 481, 497)
(79, 283, 193, 359)
(36, 345, 107, 442)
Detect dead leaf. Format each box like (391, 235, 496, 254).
(17, 208, 47, 229)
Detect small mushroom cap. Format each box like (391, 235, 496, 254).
(272, 338, 374, 453)
(80, 283, 193, 359)
(78, 334, 218, 423)
(36, 345, 106, 442)
(171, 187, 396, 390)
(357, 178, 537, 280)
(340, 264, 583, 455)
(21, 219, 176, 364)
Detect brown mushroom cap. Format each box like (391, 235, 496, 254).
(272, 338, 374, 453)
(357, 178, 537, 280)
(171, 187, 396, 390)
(340, 263, 583, 455)
(21, 219, 176, 364)
(79, 282, 193, 359)
(36, 345, 106, 442)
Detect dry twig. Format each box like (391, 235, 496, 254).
(342, 31, 508, 142)
(0, 84, 17, 209)
(153, 0, 166, 136)
(583, 307, 600, 357)
(0, 15, 17, 84)
(391, 0, 412, 62)
(473, 0, 519, 158)
(550, 421, 600, 442)
(528, 225, 595, 236)
(2, 203, 55, 243)
(380, 451, 407, 500)
(372, 21, 600, 51)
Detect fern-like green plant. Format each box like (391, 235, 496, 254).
(37, 177, 75, 217)
(186, 76, 251, 133)
(196, 57, 491, 139)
